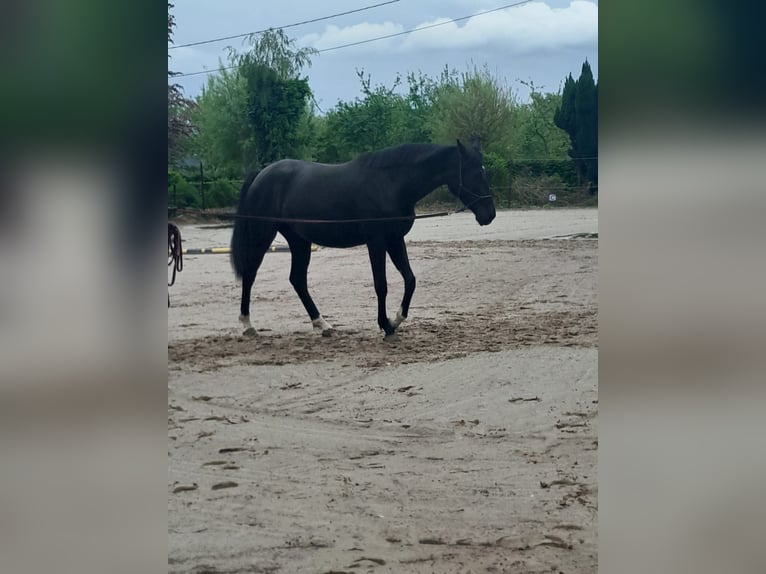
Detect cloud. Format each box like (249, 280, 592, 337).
(301, 21, 405, 52)
(301, 1, 597, 55)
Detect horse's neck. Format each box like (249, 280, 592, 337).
(399, 145, 456, 205)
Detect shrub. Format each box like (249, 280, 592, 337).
(206, 179, 239, 209)
(169, 177, 201, 209)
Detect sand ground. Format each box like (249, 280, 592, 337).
(168, 208, 598, 573)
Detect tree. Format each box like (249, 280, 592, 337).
(514, 80, 569, 159)
(240, 28, 316, 79)
(187, 28, 317, 174)
(235, 29, 318, 168)
(190, 65, 255, 177)
(315, 71, 434, 163)
(575, 62, 598, 189)
(429, 64, 515, 155)
(554, 60, 598, 189)
(243, 63, 313, 167)
(554, 74, 576, 150)
(168, 3, 194, 163)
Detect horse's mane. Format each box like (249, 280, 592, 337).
(353, 143, 450, 169)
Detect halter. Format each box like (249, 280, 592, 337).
(455, 149, 494, 212)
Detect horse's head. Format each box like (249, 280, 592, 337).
(452, 139, 496, 226)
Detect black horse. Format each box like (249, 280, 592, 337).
(231, 140, 496, 339)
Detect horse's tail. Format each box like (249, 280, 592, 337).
(231, 171, 260, 279)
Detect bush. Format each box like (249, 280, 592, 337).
(513, 158, 578, 187)
(206, 179, 239, 209)
(168, 173, 243, 210)
(483, 151, 510, 206)
(168, 177, 200, 209)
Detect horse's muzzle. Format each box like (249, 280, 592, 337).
(477, 212, 496, 226)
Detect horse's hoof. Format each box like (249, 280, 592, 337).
(242, 327, 257, 337)
(384, 333, 400, 343)
(321, 328, 335, 338)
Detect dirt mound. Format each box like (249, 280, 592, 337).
(169, 308, 597, 372)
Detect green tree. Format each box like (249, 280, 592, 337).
(314, 70, 434, 163)
(187, 28, 317, 175)
(241, 28, 316, 79)
(190, 65, 254, 177)
(514, 80, 569, 159)
(402, 70, 439, 143)
(243, 63, 313, 166)
(575, 61, 598, 188)
(554, 60, 598, 188)
(429, 64, 515, 155)
(554, 74, 576, 151)
(235, 29, 318, 168)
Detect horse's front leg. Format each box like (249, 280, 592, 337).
(367, 240, 395, 338)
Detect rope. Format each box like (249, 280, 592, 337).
(215, 210, 452, 224)
(168, 223, 183, 287)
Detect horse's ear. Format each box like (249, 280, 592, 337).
(456, 139, 466, 153)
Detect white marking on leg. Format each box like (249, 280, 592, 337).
(240, 315, 259, 337)
(239, 315, 257, 336)
(312, 315, 334, 333)
(391, 306, 406, 329)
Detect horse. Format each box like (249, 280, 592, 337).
(230, 140, 496, 339)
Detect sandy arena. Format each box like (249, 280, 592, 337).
(168, 208, 598, 573)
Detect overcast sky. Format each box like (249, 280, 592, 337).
(169, 0, 598, 110)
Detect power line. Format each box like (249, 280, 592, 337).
(170, 0, 400, 50)
(174, 0, 535, 78)
(316, 0, 534, 54)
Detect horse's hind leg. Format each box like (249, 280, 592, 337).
(386, 236, 416, 331)
(281, 228, 333, 335)
(239, 229, 277, 335)
(239, 269, 258, 335)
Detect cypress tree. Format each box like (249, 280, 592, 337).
(554, 74, 577, 146)
(554, 62, 598, 191)
(575, 61, 598, 191)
